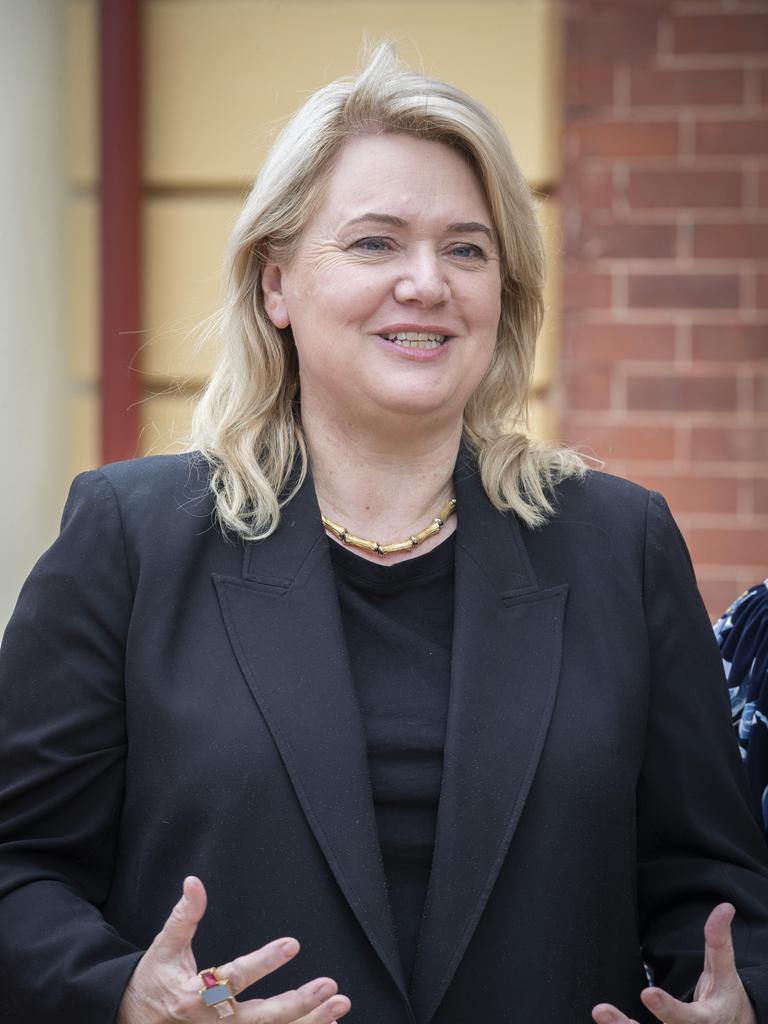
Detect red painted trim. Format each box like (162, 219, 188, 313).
(99, 0, 142, 464)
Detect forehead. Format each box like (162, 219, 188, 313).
(312, 133, 492, 227)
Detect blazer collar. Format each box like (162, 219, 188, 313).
(214, 463, 410, 1004)
(241, 464, 326, 586)
(450, 443, 539, 594)
(409, 448, 567, 1020)
(215, 450, 567, 1022)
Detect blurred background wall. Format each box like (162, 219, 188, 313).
(1, 0, 766, 630)
(1, 1, 68, 632)
(63, 0, 563, 470)
(560, 0, 768, 615)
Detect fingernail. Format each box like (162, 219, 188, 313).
(280, 939, 298, 957)
(310, 979, 334, 998)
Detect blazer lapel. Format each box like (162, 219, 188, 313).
(410, 453, 568, 1022)
(213, 471, 407, 999)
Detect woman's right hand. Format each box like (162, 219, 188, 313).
(117, 876, 351, 1023)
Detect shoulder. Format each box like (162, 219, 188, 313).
(69, 452, 214, 522)
(547, 468, 654, 530)
(540, 469, 691, 582)
(83, 451, 211, 499)
(522, 469, 679, 578)
(550, 470, 679, 546)
(62, 453, 220, 565)
(515, 470, 702, 628)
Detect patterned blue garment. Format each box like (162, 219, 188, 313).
(714, 580, 768, 838)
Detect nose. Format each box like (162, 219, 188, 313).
(393, 248, 450, 306)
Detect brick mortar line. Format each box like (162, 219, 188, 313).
(565, 412, 768, 426)
(566, 109, 768, 122)
(569, 158, 768, 173)
(574, 104, 767, 119)
(571, 467, 767, 482)
(742, 268, 758, 308)
(673, 2, 768, 13)
(592, 462, 768, 477)
(674, 514, 768, 527)
(744, 162, 761, 206)
(563, 306, 768, 316)
(572, 362, 768, 373)
(569, 258, 768, 269)
(613, 162, 629, 216)
(564, 413, 768, 425)
(656, 54, 768, 70)
(581, 212, 768, 224)
(678, 320, 693, 365)
(680, 110, 697, 158)
(603, 360, 768, 373)
(738, 366, 757, 412)
(561, 310, 768, 322)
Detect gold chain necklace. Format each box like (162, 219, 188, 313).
(321, 497, 457, 557)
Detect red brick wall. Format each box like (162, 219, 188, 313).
(560, 0, 768, 618)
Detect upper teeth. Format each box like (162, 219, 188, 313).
(383, 332, 447, 348)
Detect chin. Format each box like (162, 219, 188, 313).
(373, 393, 465, 423)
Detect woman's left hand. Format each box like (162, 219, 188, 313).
(592, 904, 757, 1024)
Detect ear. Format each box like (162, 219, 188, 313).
(261, 262, 290, 329)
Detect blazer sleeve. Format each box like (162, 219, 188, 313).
(637, 490, 768, 1019)
(0, 470, 144, 1024)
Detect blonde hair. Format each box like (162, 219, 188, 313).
(190, 42, 585, 539)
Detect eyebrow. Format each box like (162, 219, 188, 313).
(343, 213, 495, 241)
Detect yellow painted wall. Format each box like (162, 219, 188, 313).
(0, 1, 69, 631)
(65, 0, 562, 472)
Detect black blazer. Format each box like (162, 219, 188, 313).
(2, 451, 768, 1024)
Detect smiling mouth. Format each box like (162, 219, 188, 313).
(380, 331, 448, 349)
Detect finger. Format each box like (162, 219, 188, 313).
(289, 990, 352, 1024)
(592, 1004, 641, 1024)
(241, 977, 348, 1024)
(152, 875, 207, 960)
(702, 902, 738, 984)
(218, 937, 301, 994)
(641, 986, 698, 1022)
(291, 993, 352, 1024)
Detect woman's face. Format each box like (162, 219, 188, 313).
(262, 133, 502, 434)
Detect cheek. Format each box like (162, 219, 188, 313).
(463, 267, 501, 317)
(466, 291, 502, 380)
(468, 285, 502, 344)
(292, 270, 379, 330)
(470, 341, 498, 392)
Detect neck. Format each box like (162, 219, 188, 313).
(301, 402, 462, 563)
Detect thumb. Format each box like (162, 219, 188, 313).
(153, 876, 208, 960)
(702, 902, 738, 984)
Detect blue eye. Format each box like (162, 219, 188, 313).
(354, 237, 392, 252)
(450, 243, 484, 259)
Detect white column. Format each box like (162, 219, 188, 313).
(0, 0, 67, 632)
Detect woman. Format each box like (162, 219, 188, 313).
(1, 44, 767, 1024)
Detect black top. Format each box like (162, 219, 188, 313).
(329, 534, 456, 980)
